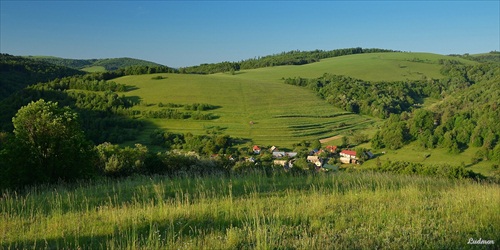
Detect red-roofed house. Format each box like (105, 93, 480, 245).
(253, 145, 261, 154)
(326, 145, 338, 153)
(340, 150, 358, 164)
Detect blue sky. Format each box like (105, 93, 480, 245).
(1, 1, 499, 67)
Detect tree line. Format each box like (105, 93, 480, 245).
(0, 54, 85, 100)
(180, 48, 397, 74)
(284, 62, 499, 118)
(0, 75, 143, 144)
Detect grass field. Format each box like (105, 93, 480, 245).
(116, 73, 376, 148)
(115, 52, 475, 148)
(1, 172, 498, 249)
(229, 52, 477, 82)
(359, 141, 497, 176)
(81, 65, 106, 72)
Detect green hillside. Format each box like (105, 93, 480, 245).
(0, 54, 85, 100)
(26, 56, 165, 71)
(231, 52, 477, 82)
(113, 52, 475, 147)
(115, 73, 375, 148)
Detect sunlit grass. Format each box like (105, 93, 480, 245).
(115, 73, 376, 147)
(228, 52, 477, 82)
(1, 172, 498, 249)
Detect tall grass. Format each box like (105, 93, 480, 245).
(1, 172, 499, 249)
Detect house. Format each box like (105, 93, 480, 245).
(310, 149, 319, 155)
(364, 151, 374, 159)
(246, 157, 256, 163)
(285, 152, 298, 158)
(326, 145, 338, 153)
(314, 149, 325, 156)
(307, 155, 323, 167)
(339, 150, 358, 164)
(270, 146, 278, 152)
(273, 160, 288, 167)
(252, 145, 261, 154)
(272, 151, 286, 158)
(273, 159, 294, 169)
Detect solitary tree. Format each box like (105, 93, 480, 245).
(9, 99, 96, 186)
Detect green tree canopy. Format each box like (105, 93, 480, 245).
(7, 99, 96, 186)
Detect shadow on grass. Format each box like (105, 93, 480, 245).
(124, 85, 139, 92)
(1, 203, 310, 249)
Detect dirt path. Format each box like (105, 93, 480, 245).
(319, 135, 342, 144)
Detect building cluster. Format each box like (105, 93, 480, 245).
(249, 144, 374, 171)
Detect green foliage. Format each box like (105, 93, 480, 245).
(95, 143, 148, 176)
(27, 56, 169, 71)
(285, 74, 423, 118)
(180, 47, 396, 74)
(1, 100, 96, 188)
(0, 74, 144, 144)
(374, 161, 480, 180)
(449, 51, 500, 63)
(350, 132, 369, 145)
(0, 54, 85, 100)
(149, 130, 184, 149)
(311, 139, 321, 150)
(371, 63, 500, 160)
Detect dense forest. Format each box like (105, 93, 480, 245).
(284, 61, 498, 118)
(26, 56, 165, 71)
(0, 54, 85, 99)
(449, 51, 500, 63)
(371, 66, 500, 162)
(180, 47, 396, 74)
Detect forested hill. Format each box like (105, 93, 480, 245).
(180, 47, 397, 74)
(371, 62, 500, 161)
(0, 54, 85, 100)
(449, 51, 500, 63)
(26, 56, 165, 71)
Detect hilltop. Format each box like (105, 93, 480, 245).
(0, 54, 85, 100)
(25, 56, 165, 72)
(230, 52, 477, 82)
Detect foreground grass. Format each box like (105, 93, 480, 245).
(1, 172, 498, 249)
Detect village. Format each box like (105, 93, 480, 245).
(246, 144, 375, 172)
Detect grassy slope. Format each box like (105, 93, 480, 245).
(81, 65, 106, 72)
(1, 173, 498, 249)
(231, 52, 476, 82)
(114, 52, 475, 149)
(114, 52, 499, 175)
(116, 73, 374, 147)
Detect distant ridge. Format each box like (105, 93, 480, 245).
(25, 56, 165, 72)
(0, 54, 85, 100)
(180, 47, 398, 74)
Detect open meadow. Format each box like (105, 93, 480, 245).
(116, 72, 375, 148)
(1, 172, 498, 249)
(226, 52, 477, 82)
(115, 52, 475, 148)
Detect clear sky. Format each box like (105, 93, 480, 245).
(1, 1, 499, 67)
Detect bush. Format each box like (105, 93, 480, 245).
(3, 100, 97, 188)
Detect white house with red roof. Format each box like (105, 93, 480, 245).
(340, 150, 358, 164)
(252, 145, 261, 154)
